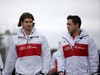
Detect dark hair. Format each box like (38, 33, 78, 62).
(18, 12, 35, 27)
(67, 15, 81, 28)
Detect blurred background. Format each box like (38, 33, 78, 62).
(0, 0, 100, 65)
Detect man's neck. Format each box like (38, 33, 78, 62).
(72, 29, 80, 37)
(23, 29, 32, 35)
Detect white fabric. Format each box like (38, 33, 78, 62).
(4, 27, 51, 75)
(57, 29, 99, 75)
(0, 54, 3, 75)
(51, 52, 57, 69)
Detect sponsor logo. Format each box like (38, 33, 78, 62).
(64, 46, 71, 51)
(19, 45, 37, 51)
(73, 45, 85, 50)
(16, 44, 42, 58)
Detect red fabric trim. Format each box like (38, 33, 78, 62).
(55, 60, 58, 72)
(23, 32, 25, 36)
(72, 35, 75, 40)
(16, 44, 42, 58)
(63, 44, 88, 58)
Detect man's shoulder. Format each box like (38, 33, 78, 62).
(33, 28, 45, 37)
(11, 35, 19, 42)
(37, 31, 44, 37)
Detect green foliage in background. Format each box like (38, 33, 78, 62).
(51, 48, 57, 56)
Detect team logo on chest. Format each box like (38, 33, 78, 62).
(73, 44, 85, 50)
(64, 46, 71, 51)
(19, 45, 37, 51)
(63, 45, 71, 51)
(16, 44, 42, 58)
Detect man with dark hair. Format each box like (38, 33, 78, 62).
(57, 15, 99, 75)
(4, 12, 51, 75)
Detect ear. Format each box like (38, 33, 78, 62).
(32, 22, 35, 27)
(76, 23, 79, 28)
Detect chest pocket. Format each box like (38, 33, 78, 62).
(29, 36, 41, 44)
(17, 36, 41, 45)
(16, 38, 27, 46)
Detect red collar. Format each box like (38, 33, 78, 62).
(72, 35, 75, 40)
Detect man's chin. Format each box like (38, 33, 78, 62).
(26, 28, 32, 31)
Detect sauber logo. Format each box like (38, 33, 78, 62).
(63, 44, 88, 58)
(63, 44, 86, 51)
(73, 45, 85, 50)
(19, 45, 37, 51)
(16, 44, 42, 58)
